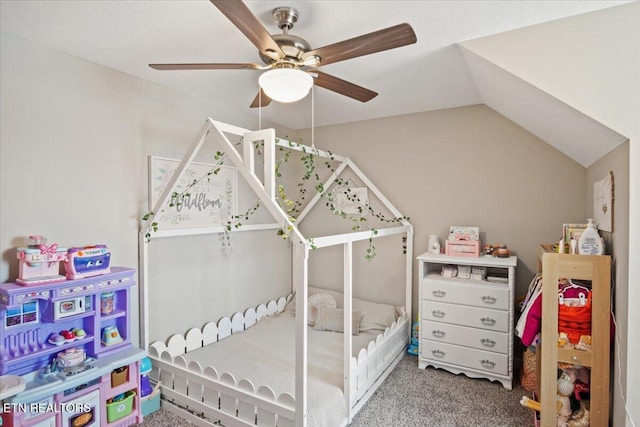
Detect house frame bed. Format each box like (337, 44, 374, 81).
(139, 118, 414, 427)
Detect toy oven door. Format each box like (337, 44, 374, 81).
(60, 388, 100, 427)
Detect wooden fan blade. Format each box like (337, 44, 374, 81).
(149, 63, 261, 70)
(250, 89, 273, 108)
(313, 71, 377, 102)
(302, 23, 416, 67)
(210, 0, 285, 59)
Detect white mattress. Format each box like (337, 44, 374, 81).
(180, 311, 381, 427)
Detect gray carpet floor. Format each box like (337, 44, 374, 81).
(140, 354, 534, 426)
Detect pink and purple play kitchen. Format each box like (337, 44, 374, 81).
(1, 236, 148, 427)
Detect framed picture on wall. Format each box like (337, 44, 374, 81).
(594, 171, 614, 232)
(333, 187, 369, 215)
(562, 223, 587, 245)
(149, 156, 238, 230)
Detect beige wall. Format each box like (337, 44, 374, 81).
(586, 141, 630, 421)
(0, 33, 295, 344)
(295, 104, 588, 315)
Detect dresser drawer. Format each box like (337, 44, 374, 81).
(421, 339, 509, 375)
(421, 300, 509, 332)
(421, 320, 508, 353)
(422, 275, 509, 310)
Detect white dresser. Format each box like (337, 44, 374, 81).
(417, 252, 517, 389)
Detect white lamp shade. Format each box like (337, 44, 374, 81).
(258, 68, 313, 103)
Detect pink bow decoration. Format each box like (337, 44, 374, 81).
(39, 243, 59, 254)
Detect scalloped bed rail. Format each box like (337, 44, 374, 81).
(148, 294, 410, 427)
(149, 295, 290, 359)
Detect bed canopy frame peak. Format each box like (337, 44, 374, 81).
(139, 118, 413, 427)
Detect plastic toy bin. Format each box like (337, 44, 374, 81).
(141, 388, 161, 416)
(111, 365, 129, 387)
(106, 390, 136, 422)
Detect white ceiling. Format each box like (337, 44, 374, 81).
(0, 0, 630, 130)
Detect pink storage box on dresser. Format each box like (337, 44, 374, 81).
(445, 240, 480, 257)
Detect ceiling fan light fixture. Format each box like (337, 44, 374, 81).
(259, 68, 313, 103)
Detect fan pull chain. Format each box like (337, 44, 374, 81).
(258, 89, 262, 130)
(311, 85, 315, 150)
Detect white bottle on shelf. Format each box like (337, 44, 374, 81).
(578, 219, 604, 255)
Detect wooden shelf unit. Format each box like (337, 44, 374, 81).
(538, 252, 611, 427)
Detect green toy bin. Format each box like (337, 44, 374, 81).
(106, 390, 136, 422)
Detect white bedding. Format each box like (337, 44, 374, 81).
(180, 310, 384, 427)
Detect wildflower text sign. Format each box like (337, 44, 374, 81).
(149, 156, 237, 230)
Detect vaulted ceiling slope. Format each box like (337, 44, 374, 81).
(460, 2, 638, 167)
(0, 0, 631, 135)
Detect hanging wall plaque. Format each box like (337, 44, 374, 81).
(149, 156, 237, 230)
(593, 171, 614, 232)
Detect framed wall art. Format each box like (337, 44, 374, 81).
(594, 171, 614, 232)
(562, 223, 587, 245)
(448, 226, 480, 242)
(149, 156, 237, 229)
(333, 187, 369, 215)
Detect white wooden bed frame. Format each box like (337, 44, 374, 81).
(148, 294, 410, 427)
(139, 118, 414, 427)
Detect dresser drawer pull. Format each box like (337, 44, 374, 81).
(480, 359, 496, 369)
(432, 310, 446, 318)
(481, 338, 496, 348)
(480, 317, 496, 326)
(432, 290, 446, 298)
(432, 349, 446, 358)
(432, 329, 446, 338)
(481, 295, 497, 304)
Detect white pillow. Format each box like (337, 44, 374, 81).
(309, 286, 399, 333)
(313, 307, 363, 336)
(307, 292, 336, 326)
(283, 286, 401, 333)
(309, 287, 344, 307)
(352, 298, 398, 333)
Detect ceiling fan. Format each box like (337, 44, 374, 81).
(149, 0, 417, 108)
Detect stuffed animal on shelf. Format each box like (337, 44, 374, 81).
(482, 244, 495, 256)
(566, 401, 590, 427)
(556, 370, 576, 426)
(558, 332, 570, 348)
(519, 368, 578, 427)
